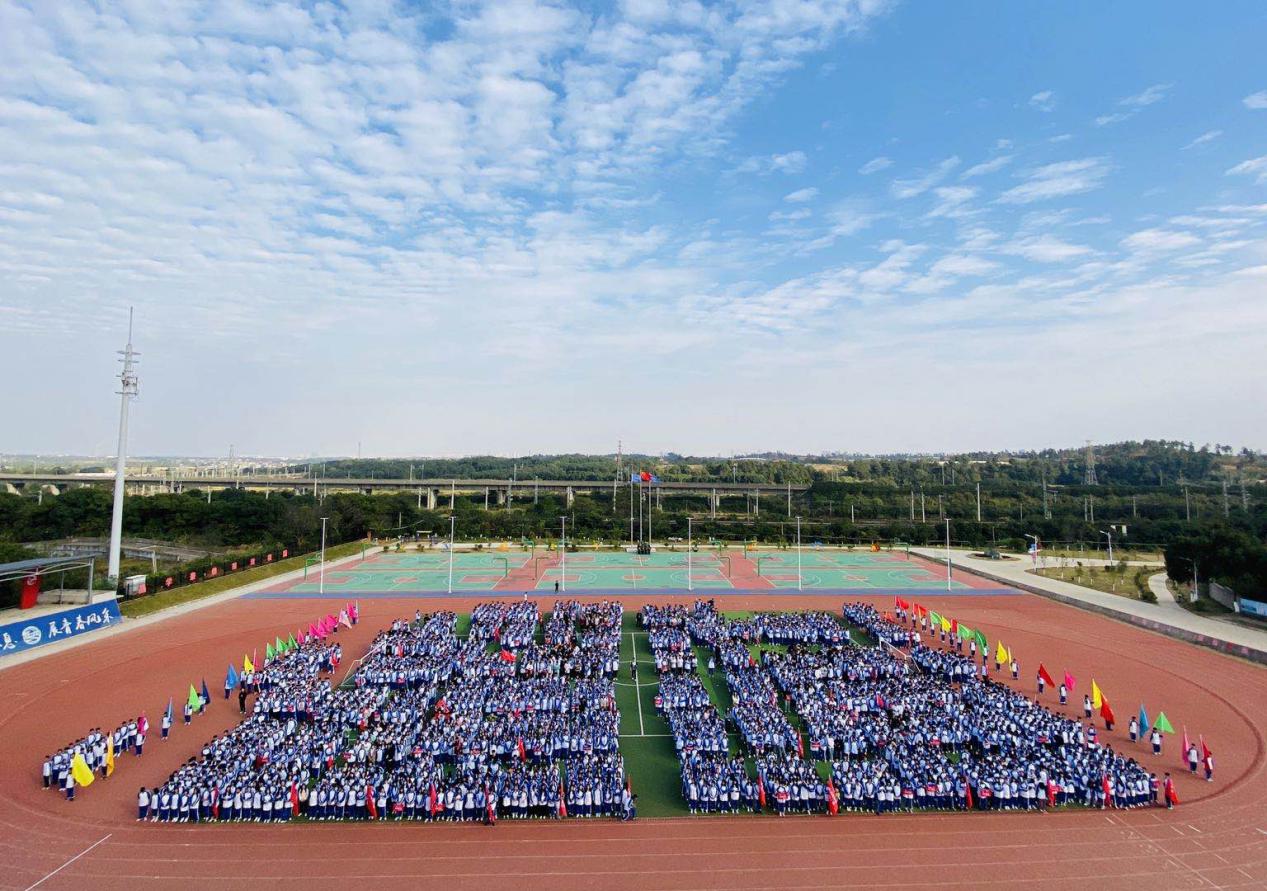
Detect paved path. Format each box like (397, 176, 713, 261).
(911, 547, 1267, 660)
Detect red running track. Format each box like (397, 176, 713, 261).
(1, 586, 1266, 890)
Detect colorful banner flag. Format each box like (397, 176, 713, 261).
(995, 640, 1008, 665)
(1037, 664, 1055, 687)
(1091, 679, 1103, 710)
(226, 664, 239, 689)
(1100, 698, 1115, 726)
(105, 735, 115, 777)
(164, 697, 173, 723)
(1154, 711, 1175, 734)
(1138, 704, 1150, 734)
(265, 642, 276, 661)
(940, 616, 952, 633)
(187, 684, 201, 710)
(200, 679, 210, 705)
(1063, 670, 1076, 691)
(71, 753, 95, 787)
(244, 653, 254, 673)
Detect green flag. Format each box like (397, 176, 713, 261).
(928, 610, 942, 628)
(287, 633, 298, 651)
(1153, 711, 1176, 734)
(973, 629, 988, 649)
(957, 623, 974, 640)
(275, 636, 285, 654)
(187, 684, 201, 709)
(265, 642, 275, 660)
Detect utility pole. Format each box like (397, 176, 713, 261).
(108, 308, 139, 585)
(1184, 485, 1191, 523)
(1132, 495, 1137, 518)
(1222, 479, 1230, 518)
(920, 492, 926, 523)
(910, 488, 915, 522)
(1084, 441, 1097, 485)
(1042, 471, 1050, 520)
(975, 482, 981, 522)
(1089, 495, 1095, 524)
(786, 481, 791, 518)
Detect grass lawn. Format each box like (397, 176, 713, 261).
(119, 541, 367, 618)
(1031, 565, 1157, 601)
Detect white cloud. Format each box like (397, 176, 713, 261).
(890, 156, 960, 199)
(1227, 156, 1267, 184)
(858, 156, 892, 175)
(961, 155, 1013, 179)
(737, 151, 808, 175)
(926, 185, 977, 219)
(784, 187, 819, 203)
(1182, 130, 1222, 149)
(1120, 83, 1173, 108)
(1029, 90, 1055, 112)
(1242, 90, 1267, 110)
(1095, 82, 1173, 126)
(1001, 234, 1094, 263)
(1121, 228, 1202, 252)
(997, 157, 1110, 204)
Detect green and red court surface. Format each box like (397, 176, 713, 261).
(257, 548, 1009, 598)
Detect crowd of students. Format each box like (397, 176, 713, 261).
(42, 717, 147, 800)
(137, 601, 635, 823)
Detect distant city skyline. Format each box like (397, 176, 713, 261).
(2, 1, 1266, 456)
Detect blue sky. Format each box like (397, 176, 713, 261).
(1, 0, 1265, 458)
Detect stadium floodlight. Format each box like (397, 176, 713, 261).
(319, 517, 329, 594)
(108, 309, 139, 584)
(1099, 530, 1113, 565)
(559, 516, 567, 592)
(447, 515, 456, 593)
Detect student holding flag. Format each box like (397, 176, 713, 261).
(183, 689, 195, 725)
(224, 664, 239, 699)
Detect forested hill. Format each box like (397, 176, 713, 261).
(285, 441, 1263, 487)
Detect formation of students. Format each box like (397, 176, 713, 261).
(139, 601, 635, 823)
(44, 718, 147, 800)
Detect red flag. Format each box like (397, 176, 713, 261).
(517, 737, 527, 762)
(138, 713, 148, 735)
(1200, 736, 1212, 761)
(1046, 779, 1057, 807)
(1182, 726, 1191, 766)
(826, 779, 839, 815)
(558, 782, 568, 817)
(964, 778, 974, 810)
(758, 777, 767, 809)
(366, 785, 377, 819)
(640, 471, 651, 482)
(291, 781, 300, 816)
(1037, 664, 1056, 687)
(212, 787, 220, 820)
(1099, 698, 1115, 726)
(796, 733, 804, 758)
(429, 783, 438, 817)
(1165, 776, 1180, 806)
(500, 649, 517, 663)
(950, 618, 959, 635)
(1101, 774, 1112, 807)
(485, 785, 497, 824)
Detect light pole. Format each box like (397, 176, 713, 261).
(1173, 555, 1199, 604)
(447, 515, 455, 593)
(1024, 533, 1040, 566)
(795, 515, 802, 591)
(687, 516, 693, 592)
(1099, 529, 1113, 565)
(559, 515, 567, 592)
(944, 518, 952, 592)
(319, 516, 328, 594)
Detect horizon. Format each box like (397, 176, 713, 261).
(3, 2, 1266, 455)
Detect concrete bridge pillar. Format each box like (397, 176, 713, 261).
(494, 488, 506, 506)
(427, 488, 437, 510)
(566, 486, 575, 507)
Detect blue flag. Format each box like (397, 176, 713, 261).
(226, 664, 239, 688)
(1138, 704, 1150, 734)
(201, 679, 211, 704)
(164, 696, 173, 722)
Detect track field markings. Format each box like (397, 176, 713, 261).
(25, 833, 112, 891)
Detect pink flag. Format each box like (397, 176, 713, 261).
(1063, 671, 1076, 691)
(309, 621, 319, 638)
(326, 613, 337, 628)
(339, 611, 352, 629)
(138, 713, 148, 735)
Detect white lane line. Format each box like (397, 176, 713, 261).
(25, 833, 112, 891)
(631, 630, 645, 736)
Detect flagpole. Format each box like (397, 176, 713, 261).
(795, 515, 802, 591)
(447, 514, 455, 593)
(319, 517, 328, 595)
(687, 516, 693, 592)
(559, 515, 567, 592)
(944, 518, 952, 592)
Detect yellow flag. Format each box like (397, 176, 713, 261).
(105, 736, 115, 777)
(244, 653, 254, 673)
(995, 640, 1008, 664)
(1007, 647, 1014, 664)
(940, 616, 952, 633)
(1091, 679, 1103, 709)
(70, 752, 95, 787)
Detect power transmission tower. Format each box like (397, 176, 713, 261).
(1041, 471, 1050, 519)
(1084, 441, 1097, 486)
